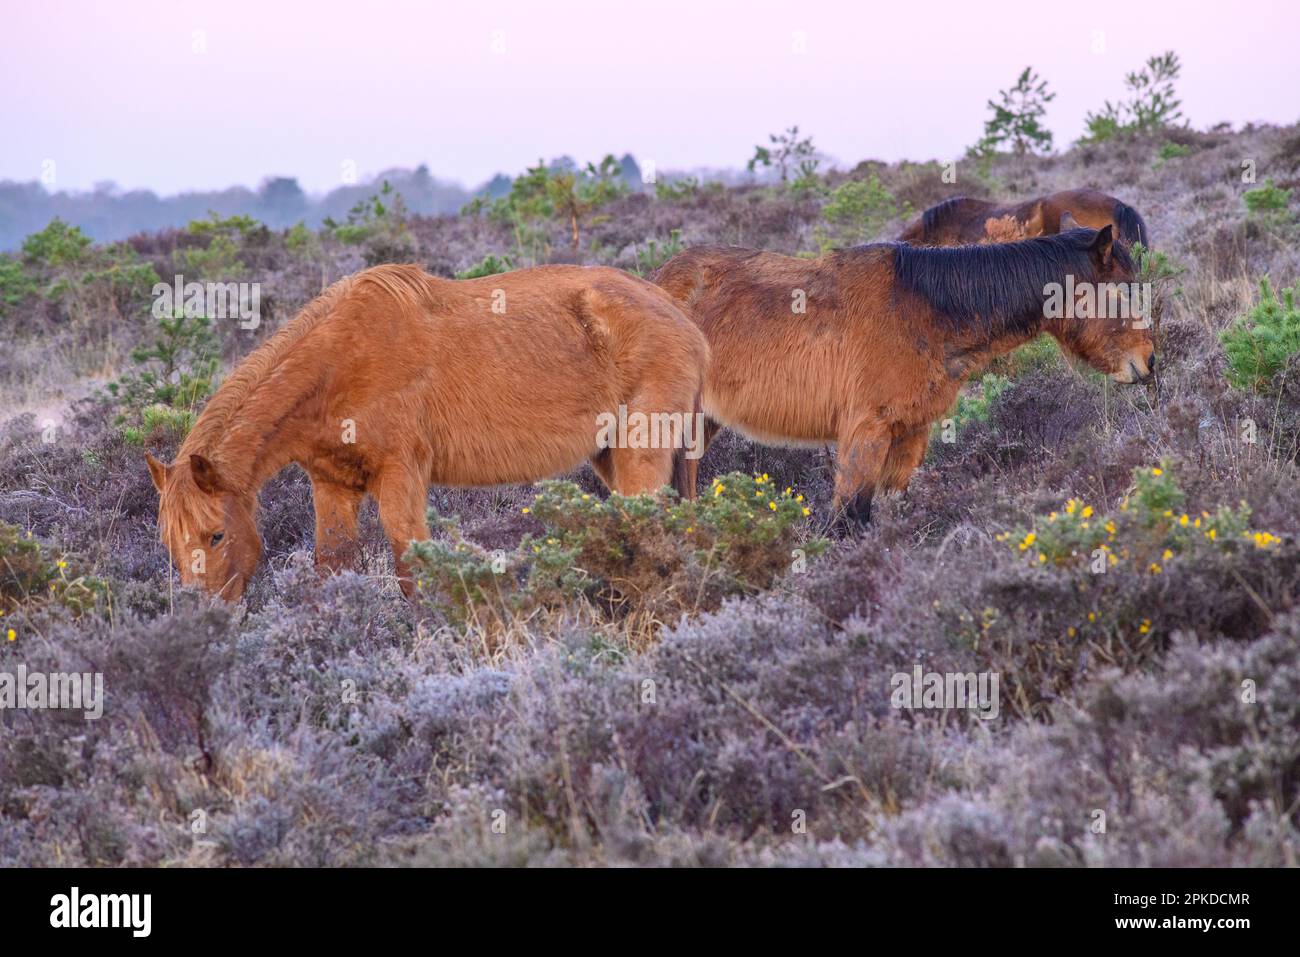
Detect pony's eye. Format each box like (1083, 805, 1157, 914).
(210, 532, 224, 546)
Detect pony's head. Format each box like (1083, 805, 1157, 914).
(1047, 222, 1156, 385)
(146, 452, 260, 600)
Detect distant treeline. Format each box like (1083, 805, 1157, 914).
(0, 154, 652, 251)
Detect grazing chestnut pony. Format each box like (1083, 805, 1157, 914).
(899, 189, 1149, 249)
(653, 226, 1155, 524)
(147, 263, 708, 600)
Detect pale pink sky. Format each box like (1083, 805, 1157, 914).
(3, 0, 1298, 194)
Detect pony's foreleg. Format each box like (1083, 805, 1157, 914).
(373, 468, 431, 599)
(589, 447, 617, 491)
(833, 419, 892, 529)
(878, 425, 929, 495)
(312, 480, 364, 574)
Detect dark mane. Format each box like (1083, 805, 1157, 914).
(921, 196, 977, 239)
(1113, 201, 1150, 248)
(890, 228, 1128, 335)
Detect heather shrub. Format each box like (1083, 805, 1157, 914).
(407, 472, 826, 633)
(4, 122, 1300, 869)
(1220, 279, 1300, 392)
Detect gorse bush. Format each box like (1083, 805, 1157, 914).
(972, 66, 1056, 157)
(1220, 279, 1300, 392)
(998, 463, 1263, 572)
(0, 522, 107, 619)
(974, 462, 1291, 715)
(406, 472, 826, 634)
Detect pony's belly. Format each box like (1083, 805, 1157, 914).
(703, 384, 837, 446)
(429, 427, 598, 487)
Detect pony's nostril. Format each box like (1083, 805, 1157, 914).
(1147, 353, 1156, 375)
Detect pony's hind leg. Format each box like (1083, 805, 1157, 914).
(373, 467, 431, 598)
(879, 425, 929, 495)
(311, 478, 365, 573)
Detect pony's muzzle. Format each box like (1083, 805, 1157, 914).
(1115, 351, 1156, 384)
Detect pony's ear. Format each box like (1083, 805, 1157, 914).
(145, 453, 169, 492)
(1059, 210, 1082, 231)
(189, 454, 227, 495)
(1089, 224, 1115, 268)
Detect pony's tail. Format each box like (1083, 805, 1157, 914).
(671, 391, 704, 500)
(1113, 201, 1150, 249)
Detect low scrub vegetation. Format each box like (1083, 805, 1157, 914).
(2, 117, 1299, 867)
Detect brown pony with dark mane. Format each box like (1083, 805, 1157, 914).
(654, 226, 1154, 524)
(147, 263, 708, 599)
(899, 189, 1150, 249)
